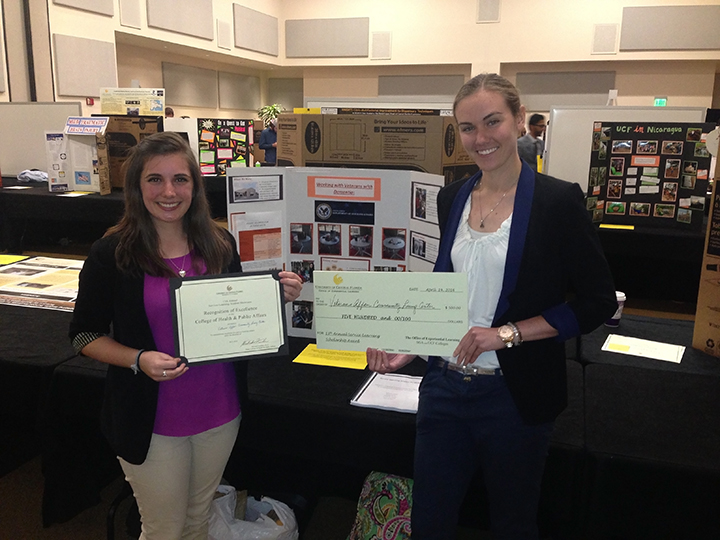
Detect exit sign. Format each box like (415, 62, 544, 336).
(654, 97, 668, 107)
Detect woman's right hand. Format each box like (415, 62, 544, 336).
(138, 350, 188, 382)
(366, 348, 415, 374)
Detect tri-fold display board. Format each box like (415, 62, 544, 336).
(586, 121, 715, 231)
(225, 166, 445, 338)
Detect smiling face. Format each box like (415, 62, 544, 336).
(140, 153, 194, 230)
(455, 89, 525, 176)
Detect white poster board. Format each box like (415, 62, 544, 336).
(225, 166, 444, 338)
(544, 106, 706, 191)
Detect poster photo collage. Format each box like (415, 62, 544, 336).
(586, 121, 714, 231)
(197, 118, 253, 175)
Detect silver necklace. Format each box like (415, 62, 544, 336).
(168, 253, 188, 277)
(477, 181, 512, 228)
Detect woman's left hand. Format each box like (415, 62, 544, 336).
(453, 326, 503, 366)
(279, 271, 303, 302)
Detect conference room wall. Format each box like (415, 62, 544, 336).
(29, 0, 720, 116)
(502, 60, 716, 109)
(115, 42, 268, 120)
(1, 0, 26, 103)
(113, 52, 716, 124)
(278, 0, 720, 70)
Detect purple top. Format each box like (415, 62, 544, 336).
(144, 254, 240, 437)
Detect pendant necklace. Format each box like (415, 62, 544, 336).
(477, 181, 513, 228)
(168, 253, 188, 277)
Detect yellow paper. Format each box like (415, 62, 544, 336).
(0, 255, 28, 265)
(599, 224, 635, 230)
(293, 344, 368, 370)
(601, 334, 685, 363)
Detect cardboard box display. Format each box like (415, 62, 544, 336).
(98, 115, 163, 188)
(276, 112, 477, 184)
(276, 114, 323, 168)
(45, 117, 111, 195)
(692, 157, 720, 357)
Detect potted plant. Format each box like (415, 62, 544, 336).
(258, 104, 284, 127)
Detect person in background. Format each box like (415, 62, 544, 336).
(517, 113, 546, 172)
(165, 106, 174, 118)
(69, 132, 302, 539)
(259, 118, 278, 165)
(367, 74, 616, 539)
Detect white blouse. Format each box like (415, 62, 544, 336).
(442, 195, 511, 370)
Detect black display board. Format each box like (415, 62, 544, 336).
(586, 122, 714, 231)
(197, 118, 254, 175)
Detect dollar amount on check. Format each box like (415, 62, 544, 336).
(313, 271, 468, 356)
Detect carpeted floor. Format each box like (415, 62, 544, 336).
(0, 456, 490, 539)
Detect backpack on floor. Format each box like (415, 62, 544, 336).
(347, 471, 413, 540)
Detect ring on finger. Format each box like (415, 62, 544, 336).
(162, 370, 167, 378)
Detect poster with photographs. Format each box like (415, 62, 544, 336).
(586, 121, 714, 231)
(226, 167, 445, 339)
(197, 118, 254, 176)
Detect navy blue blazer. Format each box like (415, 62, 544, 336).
(435, 162, 616, 424)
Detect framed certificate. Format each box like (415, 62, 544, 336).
(170, 271, 288, 364)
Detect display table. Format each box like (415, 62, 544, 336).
(0, 176, 228, 253)
(0, 179, 125, 253)
(0, 304, 75, 476)
(597, 226, 704, 303)
(36, 317, 720, 536)
(40, 338, 581, 534)
(579, 315, 720, 539)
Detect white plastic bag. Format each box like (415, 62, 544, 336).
(208, 485, 299, 540)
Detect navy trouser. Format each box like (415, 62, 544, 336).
(411, 363, 553, 540)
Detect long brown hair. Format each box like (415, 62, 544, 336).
(105, 132, 233, 276)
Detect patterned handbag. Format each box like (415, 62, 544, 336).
(347, 471, 413, 540)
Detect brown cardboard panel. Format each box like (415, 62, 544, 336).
(322, 114, 444, 173)
(277, 114, 322, 167)
(692, 163, 720, 357)
(99, 115, 163, 188)
(277, 113, 472, 176)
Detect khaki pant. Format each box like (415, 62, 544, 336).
(119, 415, 240, 540)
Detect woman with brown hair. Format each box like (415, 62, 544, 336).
(70, 132, 302, 539)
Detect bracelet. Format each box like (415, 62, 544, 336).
(507, 322, 523, 346)
(130, 349, 145, 375)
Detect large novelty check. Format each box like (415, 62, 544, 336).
(313, 271, 468, 356)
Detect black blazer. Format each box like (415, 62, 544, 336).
(435, 163, 616, 424)
(69, 232, 247, 464)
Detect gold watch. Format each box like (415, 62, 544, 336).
(497, 323, 519, 348)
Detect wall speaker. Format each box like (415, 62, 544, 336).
(119, 0, 141, 29)
(592, 24, 618, 55)
(477, 0, 501, 23)
(372, 32, 392, 60)
(217, 19, 232, 50)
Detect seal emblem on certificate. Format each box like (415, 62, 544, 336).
(313, 271, 468, 356)
(170, 271, 288, 364)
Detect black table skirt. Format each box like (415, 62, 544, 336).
(0, 305, 75, 476)
(0, 176, 228, 253)
(598, 226, 704, 303)
(36, 317, 720, 536)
